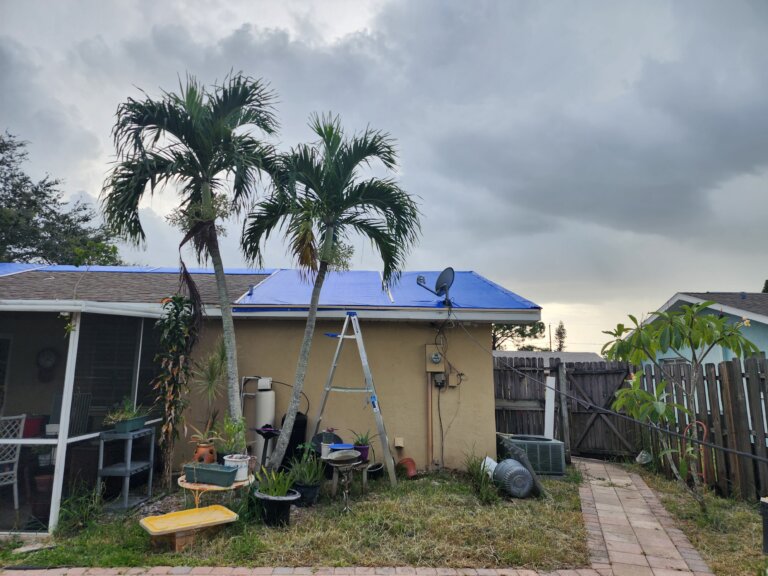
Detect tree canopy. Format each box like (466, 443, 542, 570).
(491, 321, 546, 350)
(0, 132, 122, 265)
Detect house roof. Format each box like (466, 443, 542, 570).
(493, 350, 603, 363)
(654, 291, 768, 327)
(235, 269, 540, 311)
(682, 292, 768, 318)
(0, 268, 270, 305)
(0, 264, 541, 323)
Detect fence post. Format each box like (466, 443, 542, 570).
(558, 361, 571, 464)
(721, 358, 755, 499)
(705, 363, 729, 496)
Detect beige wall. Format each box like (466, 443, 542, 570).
(182, 317, 496, 470)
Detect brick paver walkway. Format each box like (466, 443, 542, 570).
(577, 458, 713, 576)
(1, 459, 713, 576)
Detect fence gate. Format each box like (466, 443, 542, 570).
(564, 362, 640, 457)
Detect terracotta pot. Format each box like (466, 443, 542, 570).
(193, 442, 217, 464)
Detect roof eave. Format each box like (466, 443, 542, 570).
(1, 300, 541, 324)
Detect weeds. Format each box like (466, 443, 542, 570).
(55, 481, 103, 537)
(632, 464, 767, 576)
(463, 452, 500, 505)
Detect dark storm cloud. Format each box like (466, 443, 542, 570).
(0, 36, 101, 185)
(2, 0, 768, 349)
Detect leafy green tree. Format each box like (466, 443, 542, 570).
(603, 302, 758, 511)
(242, 113, 421, 469)
(101, 73, 278, 420)
(491, 321, 546, 350)
(555, 321, 566, 352)
(0, 132, 122, 265)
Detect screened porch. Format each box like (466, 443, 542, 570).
(0, 310, 160, 534)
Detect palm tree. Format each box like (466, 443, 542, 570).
(102, 73, 278, 420)
(242, 113, 421, 469)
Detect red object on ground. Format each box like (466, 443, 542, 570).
(397, 457, 417, 478)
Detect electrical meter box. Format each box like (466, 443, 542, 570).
(425, 344, 445, 373)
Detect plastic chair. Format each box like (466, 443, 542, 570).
(0, 414, 26, 510)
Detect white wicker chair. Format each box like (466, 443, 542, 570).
(0, 414, 26, 510)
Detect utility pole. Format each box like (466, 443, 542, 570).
(549, 323, 552, 351)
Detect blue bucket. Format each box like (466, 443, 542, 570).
(329, 443, 353, 451)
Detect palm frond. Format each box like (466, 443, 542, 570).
(210, 73, 278, 135)
(241, 193, 292, 268)
(101, 151, 187, 244)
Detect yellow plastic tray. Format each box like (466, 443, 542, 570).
(140, 504, 238, 535)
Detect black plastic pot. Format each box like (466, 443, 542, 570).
(367, 462, 384, 480)
(255, 489, 300, 526)
(294, 482, 321, 507)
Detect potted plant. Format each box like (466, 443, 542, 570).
(254, 467, 300, 526)
(351, 430, 377, 462)
(217, 415, 246, 459)
(189, 425, 222, 464)
(183, 461, 237, 487)
(217, 415, 249, 481)
(104, 397, 149, 433)
(289, 445, 325, 507)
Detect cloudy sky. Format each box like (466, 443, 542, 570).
(2, 0, 768, 352)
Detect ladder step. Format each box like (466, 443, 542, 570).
(330, 387, 369, 393)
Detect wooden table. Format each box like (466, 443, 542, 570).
(177, 474, 254, 508)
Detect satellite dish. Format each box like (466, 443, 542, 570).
(435, 267, 455, 297)
(416, 267, 455, 305)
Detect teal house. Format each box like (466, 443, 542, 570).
(652, 292, 768, 364)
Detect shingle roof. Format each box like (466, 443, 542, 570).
(0, 268, 270, 305)
(683, 292, 768, 318)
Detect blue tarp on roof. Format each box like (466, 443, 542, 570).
(0, 263, 41, 276)
(236, 269, 540, 310)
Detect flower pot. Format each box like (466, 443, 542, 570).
(183, 463, 237, 487)
(193, 442, 217, 464)
(294, 482, 321, 507)
(367, 462, 384, 480)
(113, 416, 147, 433)
(354, 445, 370, 461)
(254, 489, 300, 526)
(223, 454, 250, 482)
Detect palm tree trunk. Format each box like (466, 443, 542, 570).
(269, 259, 330, 470)
(208, 231, 242, 420)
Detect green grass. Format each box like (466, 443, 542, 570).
(1, 469, 587, 570)
(631, 465, 768, 576)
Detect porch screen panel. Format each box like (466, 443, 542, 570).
(0, 337, 9, 412)
(74, 314, 141, 430)
(136, 318, 161, 414)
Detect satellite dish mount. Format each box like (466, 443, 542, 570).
(417, 267, 455, 306)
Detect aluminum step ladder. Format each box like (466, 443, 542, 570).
(312, 311, 397, 486)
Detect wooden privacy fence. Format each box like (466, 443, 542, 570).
(494, 354, 768, 500)
(494, 357, 640, 459)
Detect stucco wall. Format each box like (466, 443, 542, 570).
(181, 318, 496, 471)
